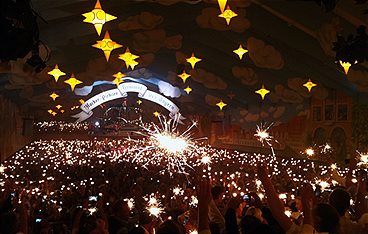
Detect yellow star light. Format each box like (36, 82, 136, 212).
(339, 60, 357, 75)
(219, 6, 238, 25)
(64, 74, 83, 91)
(233, 44, 248, 60)
(112, 72, 126, 86)
(92, 31, 122, 61)
(255, 85, 270, 100)
(186, 53, 202, 69)
(82, 0, 117, 36)
(60, 110, 65, 113)
(51, 111, 57, 117)
(118, 48, 140, 70)
(79, 99, 85, 104)
(178, 71, 191, 83)
(48, 109, 53, 114)
(184, 86, 192, 94)
(48, 65, 66, 82)
(153, 111, 160, 117)
(137, 99, 142, 105)
(50, 92, 59, 101)
(217, 0, 227, 13)
(56, 105, 62, 110)
(303, 79, 317, 92)
(216, 100, 227, 110)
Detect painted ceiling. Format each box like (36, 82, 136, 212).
(1, 0, 368, 128)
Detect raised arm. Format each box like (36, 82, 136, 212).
(197, 179, 211, 234)
(257, 163, 292, 232)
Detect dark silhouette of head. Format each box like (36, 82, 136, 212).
(312, 203, 340, 233)
(156, 219, 186, 234)
(328, 188, 350, 216)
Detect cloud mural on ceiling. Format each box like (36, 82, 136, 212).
(133, 29, 182, 53)
(232, 66, 258, 86)
(316, 17, 341, 57)
(348, 69, 368, 92)
(196, 7, 251, 33)
(247, 37, 284, 70)
(190, 68, 227, 90)
(118, 12, 163, 31)
(270, 84, 304, 104)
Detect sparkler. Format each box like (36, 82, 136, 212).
(130, 114, 203, 175)
(254, 123, 277, 157)
(146, 194, 164, 218)
(356, 151, 368, 169)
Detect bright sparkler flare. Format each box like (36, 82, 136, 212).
(201, 155, 211, 165)
(148, 206, 164, 217)
(305, 148, 315, 157)
(356, 151, 368, 168)
(0, 164, 5, 173)
(130, 114, 201, 174)
(254, 123, 277, 157)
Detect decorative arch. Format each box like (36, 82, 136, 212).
(72, 82, 180, 122)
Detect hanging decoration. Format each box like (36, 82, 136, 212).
(233, 44, 248, 60)
(184, 86, 192, 94)
(50, 92, 59, 101)
(216, 100, 227, 110)
(64, 74, 83, 91)
(118, 48, 140, 70)
(82, 0, 117, 36)
(48, 65, 66, 82)
(255, 85, 270, 100)
(303, 79, 317, 92)
(178, 71, 191, 83)
(112, 72, 126, 86)
(217, 0, 228, 13)
(218, 6, 238, 25)
(92, 31, 122, 61)
(186, 53, 202, 69)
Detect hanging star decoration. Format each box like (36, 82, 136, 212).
(339, 60, 357, 75)
(56, 105, 62, 110)
(178, 71, 191, 83)
(60, 110, 65, 113)
(219, 6, 238, 25)
(186, 53, 202, 69)
(50, 92, 59, 101)
(137, 99, 142, 105)
(64, 74, 83, 91)
(217, 0, 228, 13)
(48, 65, 66, 82)
(255, 85, 270, 100)
(233, 44, 248, 60)
(118, 48, 139, 70)
(112, 72, 126, 86)
(153, 111, 160, 117)
(82, 0, 117, 36)
(216, 100, 227, 110)
(48, 110, 57, 116)
(92, 31, 122, 61)
(48, 109, 53, 114)
(184, 86, 192, 94)
(79, 99, 85, 104)
(303, 79, 317, 92)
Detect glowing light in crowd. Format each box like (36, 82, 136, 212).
(201, 155, 211, 165)
(48, 65, 66, 82)
(303, 79, 317, 92)
(112, 72, 126, 86)
(217, 0, 227, 12)
(173, 187, 184, 196)
(184, 86, 192, 94)
(233, 44, 248, 60)
(186, 53, 202, 69)
(218, 6, 238, 25)
(88, 207, 98, 215)
(357, 151, 368, 168)
(178, 71, 191, 83)
(255, 85, 270, 100)
(305, 148, 315, 157)
(92, 31, 122, 61)
(0, 165, 5, 173)
(64, 74, 83, 91)
(254, 123, 276, 157)
(146, 195, 164, 218)
(82, 0, 117, 36)
(216, 100, 227, 110)
(118, 48, 139, 70)
(49, 92, 59, 101)
(189, 230, 199, 234)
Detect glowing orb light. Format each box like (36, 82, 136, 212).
(305, 148, 315, 157)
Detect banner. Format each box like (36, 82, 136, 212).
(72, 82, 180, 122)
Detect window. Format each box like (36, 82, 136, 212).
(325, 105, 334, 121)
(337, 104, 348, 121)
(313, 106, 322, 121)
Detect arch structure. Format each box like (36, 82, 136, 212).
(72, 82, 180, 122)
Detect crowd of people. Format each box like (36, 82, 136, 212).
(0, 138, 367, 234)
